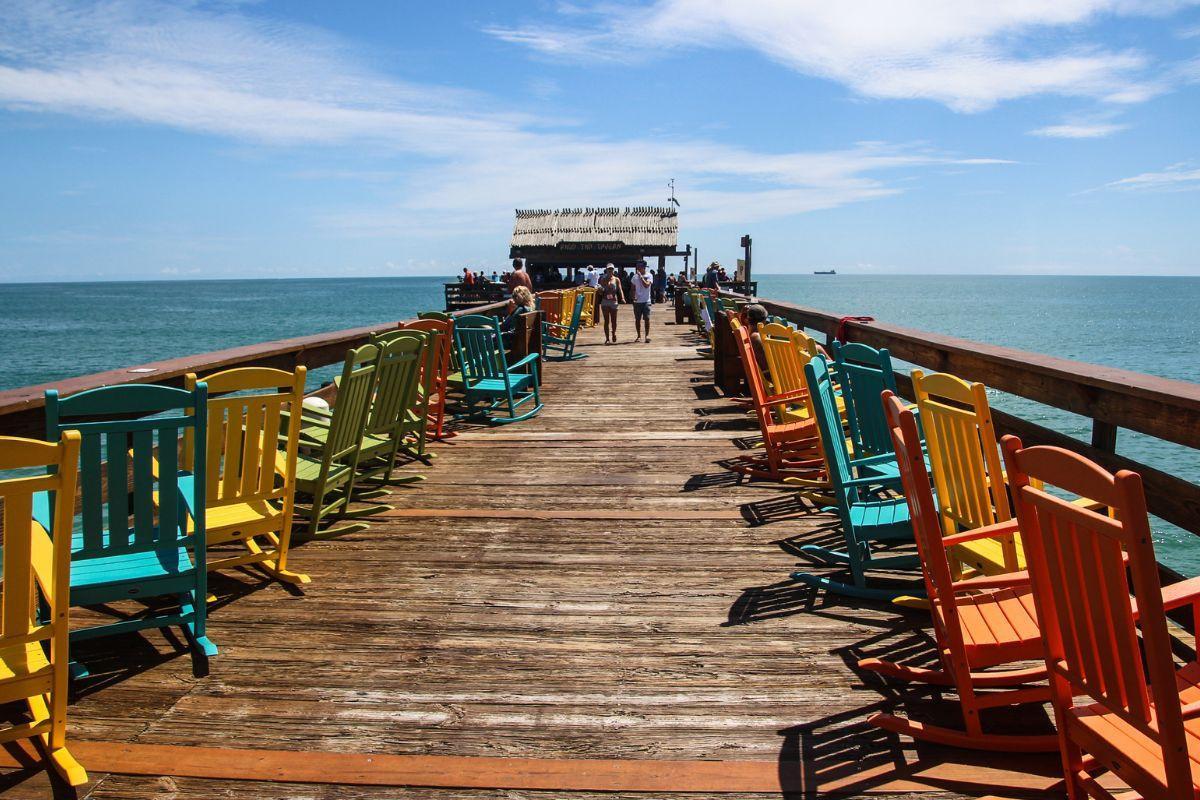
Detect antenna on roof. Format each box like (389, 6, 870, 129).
(668, 178, 680, 207)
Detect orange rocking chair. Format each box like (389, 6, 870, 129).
(859, 392, 1057, 752)
(725, 325, 823, 481)
(1003, 435, 1200, 800)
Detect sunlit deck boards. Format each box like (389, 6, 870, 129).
(2, 313, 1061, 799)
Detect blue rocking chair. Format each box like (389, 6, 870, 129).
(790, 355, 922, 601)
(454, 314, 543, 424)
(40, 383, 216, 676)
(542, 292, 588, 361)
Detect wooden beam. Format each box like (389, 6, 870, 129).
(378, 508, 745, 520)
(0, 740, 1073, 795)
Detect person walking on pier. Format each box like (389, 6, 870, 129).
(631, 260, 653, 344)
(599, 265, 624, 344)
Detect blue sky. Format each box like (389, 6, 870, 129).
(1, 0, 1198, 281)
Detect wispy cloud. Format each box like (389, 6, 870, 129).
(487, 0, 1197, 112)
(1030, 121, 1130, 138)
(0, 0, 1010, 235)
(1102, 162, 1200, 191)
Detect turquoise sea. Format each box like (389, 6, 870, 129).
(1, 275, 1197, 573)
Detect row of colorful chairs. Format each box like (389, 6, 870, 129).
(0, 306, 558, 786)
(721, 309, 1200, 799)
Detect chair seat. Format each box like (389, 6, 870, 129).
(1067, 660, 1200, 798)
(72, 542, 194, 590)
(848, 497, 911, 531)
(207, 498, 283, 532)
(468, 375, 533, 394)
(767, 417, 817, 441)
(300, 423, 390, 454)
(294, 453, 353, 486)
(953, 585, 1043, 667)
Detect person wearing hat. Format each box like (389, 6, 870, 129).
(631, 260, 654, 343)
(703, 261, 721, 290)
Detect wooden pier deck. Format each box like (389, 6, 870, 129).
(2, 313, 1065, 799)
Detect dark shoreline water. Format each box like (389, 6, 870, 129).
(2, 274, 1197, 573)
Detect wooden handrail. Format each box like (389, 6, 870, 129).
(0, 300, 509, 440)
(720, 292, 1200, 549)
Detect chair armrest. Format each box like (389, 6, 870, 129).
(760, 387, 810, 407)
(509, 353, 540, 371)
(1160, 576, 1200, 613)
(849, 453, 898, 469)
(952, 570, 1029, 591)
(842, 473, 904, 490)
(942, 519, 1020, 546)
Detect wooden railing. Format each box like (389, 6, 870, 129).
(0, 301, 510, 440)
(715, 294, 1200, 565)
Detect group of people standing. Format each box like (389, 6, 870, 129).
(579, 261, 658, 344)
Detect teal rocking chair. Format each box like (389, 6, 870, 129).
(542, 292, 587, 361)
(454, 314, 542, 424)
(790, 355, 922, 601)
(40, 383, 216, 676)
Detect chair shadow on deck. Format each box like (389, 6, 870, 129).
(694, 416, 758, 432)
(682, 470, 747, 492)
(740, 491, 821, 526)
(68, 568, 278, 699)
(776, 704, 1063, 798)
(772, 625, 1063, 798)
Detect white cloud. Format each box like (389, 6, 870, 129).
(1103, 162, 1200, 191)
(1030, 121, 1130, 138)
(0, 1, 1009, 236)
(488, 0, 1196, 112)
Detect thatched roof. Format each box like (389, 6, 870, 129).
(511, 207, 678, 249)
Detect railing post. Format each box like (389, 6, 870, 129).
(1091, 420, 1118, 452)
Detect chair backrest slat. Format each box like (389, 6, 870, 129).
(79, 433, 104, 551)
(105, 431, 128, 549)
(131, 428, 156, 547)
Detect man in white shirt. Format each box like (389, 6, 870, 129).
(631, 260, 653, 343)
(585, 264, 601, 288)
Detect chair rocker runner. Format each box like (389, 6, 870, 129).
(1003, 436, 1200, 799)
(0, 433, 88, 785)
(179, 366, 310, 586)
(542, 291, 588, 361)
(42, 383, 217, 675)
(790, 356, 921, 601)
(859, 393, 1055, 752)
(293, 343, 382, 538)
(453, 314, 542, 424)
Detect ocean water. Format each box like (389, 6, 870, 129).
(1, 275, 1198, 573)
